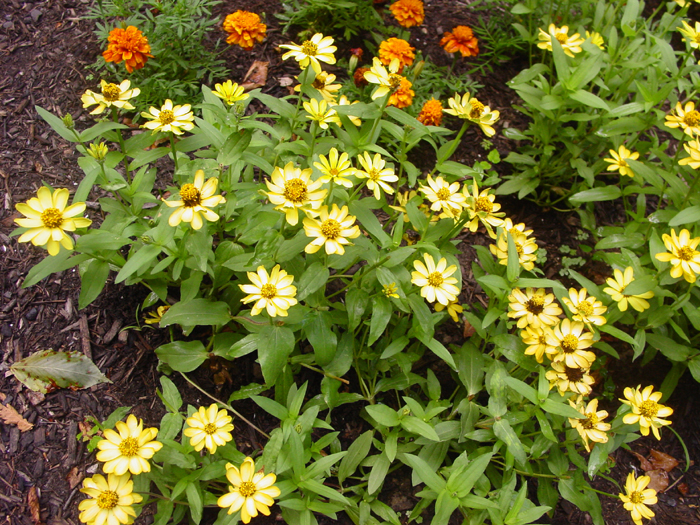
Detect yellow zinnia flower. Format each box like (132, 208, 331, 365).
(355, 152, 398, 200)
(655, 228, 700, 283)
(364, 57, 404, 100)
(619, 472, 658, 525)
(411, 253, 460, 306)
(568, 398, 610, 452)
(604, 145, 639, 177)
(621, 385, 673, 440)
(546, 319, 596, 369)
(520, 325, 558, 363)
(302, 204, 361, 255)
(183, 404, 234, 454)
(78, 473, 143, 525)
(279, 33, 336, 73)
(546, 360, 595, 396)
(434, 299, 464, 322)
(507, 287, 562, 329)
(562, 288, 607, 326)
(81, 79, 140, 115)
(144, 305, 170, 325)
(603, 267, 654, 312)
(444, 92, 500, 137)
(265, 162, 326, 226)
(679, 20, 700, 49)
(212, 80, 248, 105)
(14, 187, 92, 256)
(665, 101, 700, 137)
(141, 99, 195, 135)
(419, 175, 466, 219)
(95, 414, 162, 475)
(295, 71, 341, 103)
(382, 283, 400, 298)
(239, 265, 298, 317)
(218, 457, 281, 523)
(314, 148, 355, 188)
(490, 226, 538, 272)
(86, 142, 109, 162)
(679, 138, 700, 168)
(462, 180, 505, 237)
(585, 30, 605, 50)
(162, 170, 226, 230)
(303, 98, 340, 129)
(537, 24, 585, 57)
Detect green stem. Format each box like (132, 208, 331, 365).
(430, 121, 469, 176)
(668, 426, 691, 472)
(300, 362, 350, 384)
(170, 132, 179, 174)
(582, 486, 620, 499)
(367, 94, 390, 146)
(111, 107, 131, 184)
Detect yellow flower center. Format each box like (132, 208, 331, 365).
(427, 271, 444, 287)
(158, 110, 175, 125)
(368, 169, 381, 182)
(320, 218, 341, 239)
(383, 283, 398, 296)
(41, 208, 64, 229)
(524, 296, 545, 314)
(260, 283, 278, 299)
(301, 41, 318, 56)
(436, 188, 452, 200)
(514, 241, 524, 256)
(564, 366, 584, 382)
(203, 423, 218, 435)
(179, 183, 202, 207)
(312, 77, 326, 89)
(629, 491, 645, 505)
(102, 83, 122, 102)
(475, 196, 493, 212)
(389, 74, 403, 89)
(684, 110, 700, 127)
(561, 334, 579, 353)
(239, 481, 257, 498)
(581, 412, 600, 429)
(678, 246, 695, 261)
(469, 99, 485, 118)
(328, 167, 339, 176)
(577, 300, 594, 316)
(118, 437, 139, 457)
(555, 33, 568, 44)
(97, 490, 120, 510)
(639, 399, 659, 418)
(283, 178, 308, 204)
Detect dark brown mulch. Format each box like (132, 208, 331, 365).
(1, 1, 700, 525)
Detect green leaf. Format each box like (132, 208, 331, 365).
(304, 310, 337, 366)
(569, 90, 609, 111)
(493, 419, 527, 466)
(160, 299, 231, 328)
(455, 341, 484, 396)
(669, 206, 700, 227)
(10, 349, 110, 393)
(76, 231, 131, 253)
(541, 397, 585, 419)
(24, 252, 91, 288)
(432, 491, 459, 525)
(569, 186, 621, 205)
(115, 244, 162, 284)
(217, 131, 252, 165)
(338, 430, 373, 483)
(257, 325, 295, 385)
(447, 452, 493, 497)
(366, 404, 400, 427)
(159, 376, 182, 411)
(368, 295, 392, 345)
(35, 105, 79, 142)
(402, 454, 446, 492)
(419, 335, 456, 370)
(368, 453, 390, 494)
(79, 259, 110, 308)
(228, 383, 267, 402)
(646, 333, 691, 361)
(297, 262, 329, 301)
(350, 199, 392, 247)
(504, 376, 538, 404)
(401, 416, 441, 441)
(155, 341, 208, 372)
(380, 336, 410, 359)
(185, 482, 203, 525)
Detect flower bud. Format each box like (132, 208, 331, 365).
(86, 142, 109, 162)
(62, 113, 74, 130)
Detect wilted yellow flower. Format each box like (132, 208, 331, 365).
(418, 175, 466, 219)
(95, 415, 162, 475)
(382, 283, 400, 298)
(264, 162, 326, 225)
(314, 148, 355, 188)
(621, 385, 673, 440)
(562, 288, 607, 326)
(604, 145, 639, 177)
(537, 24, 584, 57)
(546, 360, 595, 396)
(665, 101, 700, 137)
(444, 92, 500, 137)
(78, 473, 143, 525)
(355, 152, 398, 200)
(141, 99, 195, 135)
(364, 57, 404, 100)
(14, 187, 92, 256)
(303, 204, 361, 255)
(546, 319, 596, 369)
(144, 305, 170, 325)
(411, 253, 460, 305)
(568, 398, 610, 452)
(223, 10, 267, 50)
(81, 79, 140, 115)
(217, 457, 280, 523)
(490, 225, 538, 271)
(389, 0, 425, 28)
(508, 288, 562, 329)
(520, 325, 558, 363)
(585, 31, 605, 49)
(655, 228, 700, 283)
(679, 138, 700, 168)
(435, 299, 464, 322)
(303, 98, 340, 129)
(212, 80, 248, 105)
(378, 38, 415, 71)
(679, 20, 700, 49)
(417, 99, 443, 126)
(462, 180, 505, 237)
(603, 267, 654, 312)
(163, 170, 226, 230)
(183, 404, 234, 454)
(239, 265, 298, 317)
(279, 33, 336, 73)
(388, 77, 415, 109)
(619, 472, 657, 525)
(295, 71, 341, 103)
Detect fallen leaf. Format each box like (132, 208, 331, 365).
(279, 76, 294, 87)
(66, 467, 83, 489)
(463, 319, 476, 338)
(0, 402, 33, 431)
(0, 392, 6, 401)
(27, 486, 41, 525)
(649, 449, 679, 472)
(630, 450, 653, 472)
(241, 61, 269, 91)
(646, 469, 669, 493)
(677, 482, 688, 495)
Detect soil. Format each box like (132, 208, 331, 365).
(1, 1, 699, 525)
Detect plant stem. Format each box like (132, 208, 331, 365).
(170, 132, 179, 174)
(111, 107, 131, 184)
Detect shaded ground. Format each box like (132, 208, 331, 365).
(1, 1, 699, 525)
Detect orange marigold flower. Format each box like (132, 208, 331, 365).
(389, 0, 425, 28)
(103, 26, 153, 73)
(440, 25, 479, 57)
(388, 78, 414, 109)
(354, 67, 370, 87)
(379, 38, 415, 72)
(417, 98, 443, 126)
(223, 10, 267, 50)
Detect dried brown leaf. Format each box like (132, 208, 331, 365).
(630, 450, 653, 471)
(242, 60, 269, 90)
(0, 402, 33, 431)
(463, 319, 476, 338)
(677, 482, 689, 495)
(649, 449, 679, 472)
(27, 486, 41, 525)
(645, 469, 669, 493)
(66, 467, 83, 489)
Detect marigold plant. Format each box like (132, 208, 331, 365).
(223, 10, 267, 50)
(102, 26, 153, 73)
(389, 0, 425, 28)
(440, 26, 479, 57)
